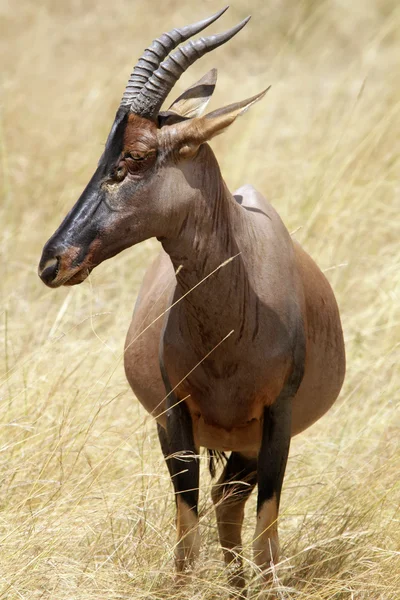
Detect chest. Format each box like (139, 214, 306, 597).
(162, 323, 292, 430)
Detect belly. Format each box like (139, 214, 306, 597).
(193, 415, 262, 455)
(290, 243, 346, 435)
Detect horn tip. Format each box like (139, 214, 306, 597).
(234, 14, 251, 34)
(255, 86, 271, 103)
(211, 6, 229, 21)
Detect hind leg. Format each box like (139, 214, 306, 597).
(211, 452, 257, 593)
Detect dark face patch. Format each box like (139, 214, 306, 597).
(98, 107, 130, 174)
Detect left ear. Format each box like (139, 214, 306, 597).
(159, 69, 218, 125)
(168, 87, 270, 157)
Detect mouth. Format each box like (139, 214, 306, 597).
(62, 267, 93, 286)
(40, 263, 93, 288)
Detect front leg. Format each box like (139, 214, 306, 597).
(253, 389, 292, 581)
(211, 452, 257, 593)
(157, 397, 200, 574)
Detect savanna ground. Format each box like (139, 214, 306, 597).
(0, 0, 399, 598)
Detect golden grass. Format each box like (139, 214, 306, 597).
(0, 0, 399, 598)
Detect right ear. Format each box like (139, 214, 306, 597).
(165, 87, 269, 157)
(159, 69, 218, 124)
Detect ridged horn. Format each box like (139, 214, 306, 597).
(120, 7, 228, 107)
(130, 16, 251, 119)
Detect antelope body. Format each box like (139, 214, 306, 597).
(39, 8, 345, 595)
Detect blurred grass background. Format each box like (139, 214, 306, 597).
(0, 0, 399, 598)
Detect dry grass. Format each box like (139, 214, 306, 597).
(0, 0, 399, 598)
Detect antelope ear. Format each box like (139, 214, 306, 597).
(161, 69, 218, 123)
(173, 87, 270, 156)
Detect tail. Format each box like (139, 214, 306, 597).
(207, 449, 228, 478)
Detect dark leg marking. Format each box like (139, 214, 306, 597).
(157, 395, 200, 573)
(253, 390, 292, 578)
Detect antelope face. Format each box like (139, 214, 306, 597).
(39, 110, 162, 288)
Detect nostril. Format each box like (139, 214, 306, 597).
(39, 256, 60, 286)
(41, 257, 59, 274)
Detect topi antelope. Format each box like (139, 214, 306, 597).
(39, 8, 345, 595)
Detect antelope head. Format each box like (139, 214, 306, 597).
(39, 8, 267, 287)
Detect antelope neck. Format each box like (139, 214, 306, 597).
(162, 147, 247, 289)
(161, 146, 252, 348)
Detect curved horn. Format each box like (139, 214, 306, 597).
(120, 7, 228, 108)
(130, 16, 251, 119)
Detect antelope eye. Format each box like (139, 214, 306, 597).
(130, 151, 146, 161)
